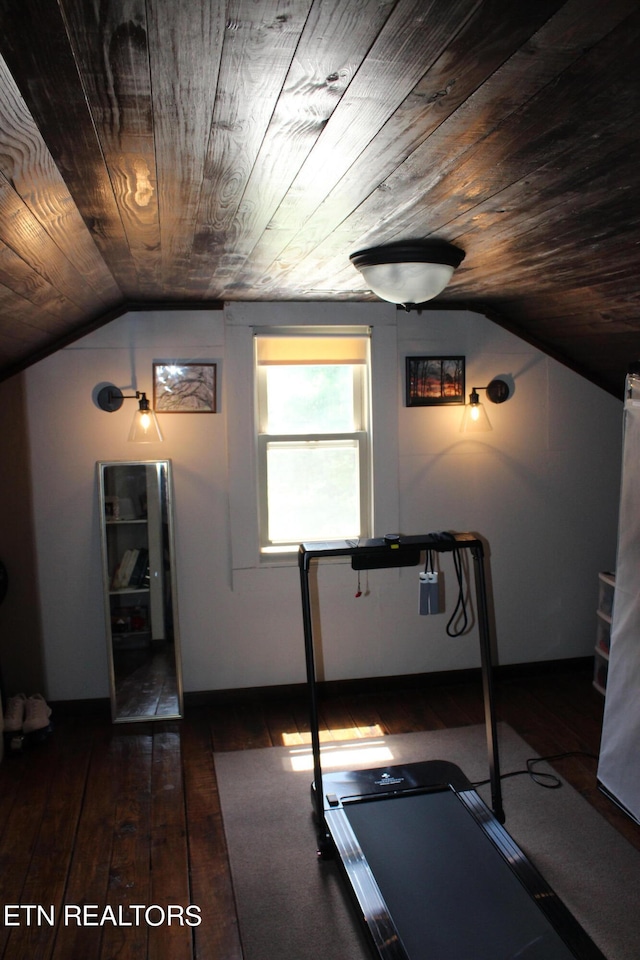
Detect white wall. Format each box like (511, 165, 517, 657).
(23, 304, 622, 700)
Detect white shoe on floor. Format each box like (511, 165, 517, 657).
(3, 693, 27, 733)
(23, 694, 52, 736)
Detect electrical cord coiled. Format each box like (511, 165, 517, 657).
(472, 751, 598, 791)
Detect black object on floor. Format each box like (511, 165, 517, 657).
(317, 760, 604, 959)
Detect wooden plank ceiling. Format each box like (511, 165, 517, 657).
(0, 0, 638, 396)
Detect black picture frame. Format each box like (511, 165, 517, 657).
(405, 356, 465, 406)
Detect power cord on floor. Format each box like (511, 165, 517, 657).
(472, 750, 598, 791)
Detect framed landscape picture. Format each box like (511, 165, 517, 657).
(153, 362, 217, 413)
(405, 356, 465, 406)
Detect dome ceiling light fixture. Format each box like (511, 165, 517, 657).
(349, 240, 465, 310)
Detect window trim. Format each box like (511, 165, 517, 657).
(225, 303, 399, 572)
(255, 335, 372, 555)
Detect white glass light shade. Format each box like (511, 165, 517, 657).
(128, 403, 163, 442)
(350, 241, 465, 307)
(356, 261, 455, 305)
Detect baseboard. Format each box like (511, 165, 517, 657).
(184, 656, 594, 707)
(48, 657, 594, 714)
(47, 696, 111, 717)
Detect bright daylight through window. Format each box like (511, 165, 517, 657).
(255, 331, 371, 554)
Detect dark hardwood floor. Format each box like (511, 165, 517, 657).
(0, 660, 638, 960)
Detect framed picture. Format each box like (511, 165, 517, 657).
(405, 356, 465, 406)
(153, 362, 217, 413)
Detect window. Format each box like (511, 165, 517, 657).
(255, 330, 371, 554)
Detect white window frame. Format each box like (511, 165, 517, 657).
(225, 302, 399, 572)
(255, 330, 372, 555)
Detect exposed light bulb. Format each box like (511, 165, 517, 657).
(128, 392, 163, 442)
(461, 379, 510, 433)
(461, 388, 492, 432)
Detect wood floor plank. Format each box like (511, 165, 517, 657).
(0, 734, 63, 956)
(317, 694, 367, 739)
(344, 690, 388, 732)
(50, 722, 119, 960)
(0, 741, 27, 841)
(394, 688, 447, 732)
(147, 724, 193, 960)
(518, 671, 605, 748)
(497, 678, 577, 756)
(261, 695, 308, 748)
(208, 699, 271, 752)
(288, 693, 318, 739)
(183, 709, 243, 960)
(99, 729, 153, 960)
(418, 683, 478, 729)
(1, 719, 94, 960)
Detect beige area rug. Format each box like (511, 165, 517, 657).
(215, 723, 640, 960)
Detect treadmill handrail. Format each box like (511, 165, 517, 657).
(298, 532, 503, 855)
(298, 532, 482, 568)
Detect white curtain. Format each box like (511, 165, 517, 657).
(598, 374, 640, 823)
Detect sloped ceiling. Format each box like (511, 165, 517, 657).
(0, 0, 638, 395)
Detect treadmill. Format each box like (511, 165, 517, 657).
(299, 533, 606, 960)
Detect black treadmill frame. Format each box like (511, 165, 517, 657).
(318, 761, 605, 960)
(298, 532, 504, 841)
(298, 533, 606, 960)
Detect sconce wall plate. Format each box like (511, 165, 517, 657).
(485, 379, 510, 404)
(97, 385, 125, 412)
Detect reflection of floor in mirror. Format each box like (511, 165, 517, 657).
(113, 643, 179, 718)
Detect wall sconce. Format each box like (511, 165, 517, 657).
(461, 379, 510, 432)
(349, 240, 465, 309)
(97, 386, 163, 443)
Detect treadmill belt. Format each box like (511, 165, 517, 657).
(343, 789, 576, 960)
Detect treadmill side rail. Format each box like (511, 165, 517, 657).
(327, 807, 411, 960)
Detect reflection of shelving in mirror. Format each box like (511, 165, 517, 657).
(110, 547, 150, 591)
(98, 460, 183, 722)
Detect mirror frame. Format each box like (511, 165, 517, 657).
(97, 459, 184, 722)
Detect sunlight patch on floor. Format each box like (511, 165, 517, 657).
(288, 739, 394, 772)
(281, 724, 384, 746)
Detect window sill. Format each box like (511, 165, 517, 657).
(257, 549, 353, 568)
(259, 550, 298, 567)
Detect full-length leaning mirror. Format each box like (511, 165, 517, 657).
(97, 460, 183, 722)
